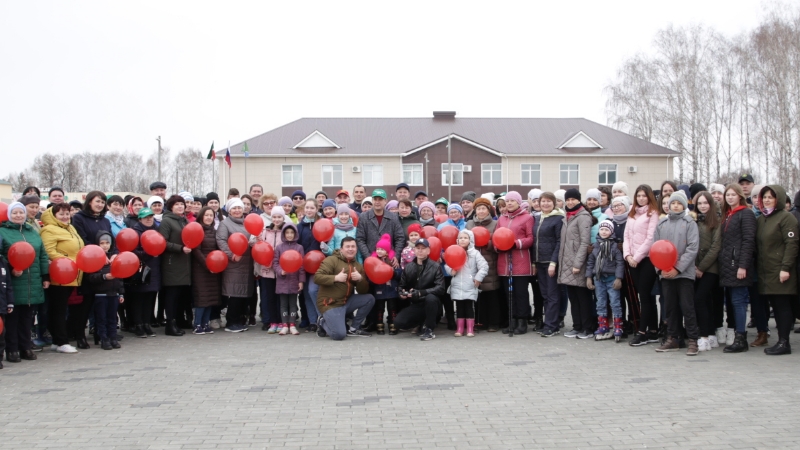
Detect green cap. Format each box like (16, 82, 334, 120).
(434, 197, 449, 206)
(371, 189, 387, 199)
(137, 207, 155, 219)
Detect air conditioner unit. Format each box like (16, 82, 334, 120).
(351, 166, 361, 173)
(627, 166, 638, 173)
(463, 165, 472, 173)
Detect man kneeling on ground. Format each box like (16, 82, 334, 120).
(315, 237, 375, 339)
(396, 238, 445, 341)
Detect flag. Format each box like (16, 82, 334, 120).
(225, 147, 231, 168)
(242, 141, 249, 158)
(206, 141, 215, 160)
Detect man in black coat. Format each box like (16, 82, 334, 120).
(395, 239, 445, 341)
(355, 189, 405, 266)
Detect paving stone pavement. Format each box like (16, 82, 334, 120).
(1, 321, 799, 449)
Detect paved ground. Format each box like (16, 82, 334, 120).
(1, 317, 799, 450)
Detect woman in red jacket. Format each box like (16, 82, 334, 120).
(495, 191, 534, 335)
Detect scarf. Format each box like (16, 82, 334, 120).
(668, 210, 686, 220)
(595, 237, 613, 274)
(540, 208, 564, 219)
(612, 212, 628, 225)
(106, 211, 125, 228)
(335, 219, 354, 232)
(763, 207, 775, 217)
(565, 204, 583, 219)
(419, 217, 435, 226)
(303, 215, 316, 223)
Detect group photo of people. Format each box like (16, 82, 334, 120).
(1, 173, 798, 370)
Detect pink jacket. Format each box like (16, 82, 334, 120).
(496, 207, 534, 276)
(623, 205, 658, 263)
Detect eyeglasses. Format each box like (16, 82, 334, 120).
(292, 196, 304, 200)
(264, 201, 276, 205)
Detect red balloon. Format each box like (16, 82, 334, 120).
(649, 240, 678, 272)
(492, 227, 515, 251)
(303, 250, 326, 274)
(435, 214, 448, 224)
(438, 226, 459, 249)
(181, 222, 204, 249)
(76, 245, 107, 273)
(206, 250, 228, 273)
(116, 228, 139, 252)
(228, 233, 248, 256)
(422, 225, 438, 239)
(111, 251, 140, 278)
(349, 210, 359, 227)
(312, 219, 334, 242)
(251, 242, 274, 266)
(50, 258, 79, 284)
(279, 249, 303, 273)
(244, 214, 264, 236)
(141, 230, 166, 256)
(427, 236, 442, 262)
(365, 258, 393, 284)
(472, 227, 490, 247)
(444, 245, 467, 271)
(0, 202, 7, 222)
(0, 315, 4, 335)
(8, 242, 35, 270)
(364, 256, 381, 274)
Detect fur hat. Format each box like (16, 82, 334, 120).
(472, 197, 495, 216)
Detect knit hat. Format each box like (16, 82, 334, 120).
(361, 197, 373, 205)
(205, 192, 220, 202)
(315, 190, 328, 199)
(227, 198, 244, 211)
(689, 183, 707, 199)
(407, 223, 422, 235)
(7, 202, 25, 221)
(291, 190, 306, 200)
(554, 189, 566, 203)
(669, 190, 688, 210)
(611, 181, 629, 196)
(147, 196, 164, 208)
(611, 195, 631, 211)
(277, 196, 292, 207)
(447, 204, 464, 215)
(564, 188, 581, 202)
(598, 219, 615, 234)
(178, 191, 194, 203)
(270, 206, 286, 218)
(435, 197, 449, 206)
(709, 183, 725, 194)
(586, 188, 601, 201)
(386, 200, 398, 210)
(504, 191, 523, 205)
(473, 197, 495, 216)
(19, 195, 40, 206)
(98, 232, 113, 244)
(322, 199, 336, 210)
(336, 203, 351, 215)
(376, 233, 392, 252)
(418, 201, 435, 216)
(461, 191, 477, 203)
(527, 188, 543, 200)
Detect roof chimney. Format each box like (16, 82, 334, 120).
(433, 111, 456, 120)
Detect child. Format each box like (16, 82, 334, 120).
(653, 190, 700, 355)
(586, 220, 625, 341)
(85, 231, 124, 350)
(402, 224, 423, 269)
(444, 230, 488, 337)
(370, 234, 402, 335)
(272, 224, 305, 335)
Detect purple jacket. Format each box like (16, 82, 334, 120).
(273, 224, 306, 294)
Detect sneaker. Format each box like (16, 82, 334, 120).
(267, 324, 279, 334)
(577, 331, 593, 339)
(715, 327, 727, 345)
(645, 331, 660, 343)
(697, 337, 710, 351)
(225, 324, 245, 333)
(193, 325, 205, 335)
(540, 328, 560, 337)
(220, 308, 228, 317)
(240, 323, 249, 332)
(32, 339, 46, 350)
(686, 339, 699, 356)
(726, 328, 736, 345)
(55, 344, 78, 354)
(307, 324, 318, 333)
(346, 328, 371, 338)
(564, 329, 581, 338)
(707, 335, 719, 348)
(261, 323, 270, 331)
(289, 325, 300, 335)
(420, 327, 436, 341)
(203, 324, 214, 334)
(278, 325, 288, 335)
(629, 333, 649, 346)
(655, 337, 680, 352)
(210, 319, 221, 329)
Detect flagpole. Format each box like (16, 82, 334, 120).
(227, 140, 231, 193)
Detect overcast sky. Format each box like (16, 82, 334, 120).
(0, 1, 765, 176)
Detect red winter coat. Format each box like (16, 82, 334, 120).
(496, 206, 533, 276)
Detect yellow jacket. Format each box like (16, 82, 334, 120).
(40, 208, 85, 286)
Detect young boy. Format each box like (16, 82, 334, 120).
(653, 190, 700, 355)
(585, 220, 625, 340)
(85, 231, 124, 350)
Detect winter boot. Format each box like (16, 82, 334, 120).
(165, 320, 183, 337)
(388, 324, 398, 335)
(594, 316, 609, 336)
(376, 324, 385, 335)
(101, 339, 113, 350)
(751, 331, 769, 347)
(466, 319, 475, 337)
(513, 319, 528, 335)
(723, 331, 749, 353)
(655, 337, 680, 352)
(455, 319, 466, 337)
(764, 339, 792, 355)
(686, 339, 699, 356)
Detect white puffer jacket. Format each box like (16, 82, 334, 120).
(444, 229, 489, 301)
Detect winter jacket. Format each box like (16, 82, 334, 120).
(272, 224, 305, 295)
(296, 218, 322, 255)
(323, 217, 361, 263)
(368, 256, 402, 300)
(400, 257, 446, 301)
(0, 220, 49, 305)
(124, 214, 139, 230)
(398, 211, 420, 237)
(623, 205, 659, 263)
(356, 209, 406, 262)
(252, 218, 285, 278)
(653, 211, 700, 281)
(128, 221, 162, 293)
(216, 215, 255, 298)
(496, 206, 533, 276)
(466, 215, 499, 291)
(158, 211, 191, 287)
(531, 209, 564, 264)
(585, 237, 625, 279)
(0, 250, 16, 311)
(695, 214, 721, 275)
(72, 209, 115, 250)
(588, 206, 609, 245)
(557, 207, 592, 287)
(718, 206, 756, 287)
(756, 185, 799, 296)
(190, 222, 221, 308)
(105, 212, 127, 237)
(82, 231, 124, 297)
(444, 230, 488, 301)
(39, 207, 85, 287)
(437, 217, 466, 231)
(315, 249, 369, 314)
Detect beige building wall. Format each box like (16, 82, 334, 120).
(0, 182, 12, 203)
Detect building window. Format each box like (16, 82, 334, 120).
(282, 165, 302, 186)
(402, 164, 423, 186)
(598, 164, 617, 185)
(321, 164, 342, 186)
(442, 163, 463, 186)
(482, 163, 502, 186)
(521, 163, 541, 185)
(362, 164, 383, 186)
(559, 164, 579, 185)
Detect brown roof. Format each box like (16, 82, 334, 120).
(228, 117, 678, 157)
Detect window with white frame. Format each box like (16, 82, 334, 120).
(441, 163, 463, 186)
(521, 163, 541, 185)
(282, 165, 303, 186)
(598, 163, 617, 185)
(559, 163, 579, 185)
(362, 164, 383, 186)
(321, 164, 342, 186)
(482, 163, 502, 185)
(402, 164, 423, 186)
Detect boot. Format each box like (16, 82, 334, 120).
(750, 331, 769, 347)
(376, 324, 385, 335)
(723, 331, 749, 353)
(76, 336, 90, 349)
(454, 319, 465, 337)
(101, 338, 113, 350)
(143, 323, 155, 337)
(6, 351, 21, 363)
(94, 334, 100, 345)
(165, 320, 183, 337)
(388, 324, 398, 336)
(655, 337, 679, 352)
(466, 319, 475, 337)
(764, 339, 792, 355)
(134, 325, 147, 338)
(686, 339, 699, 356)
(110, 339, 121, 349)
(513, 318, 528, 335)
(20, 349, 37, 360)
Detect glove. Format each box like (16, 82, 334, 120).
(586, 277, 594, 290)
(320, 242, 329, 252)
(613, 278, 622, 290)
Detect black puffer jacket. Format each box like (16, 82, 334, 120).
(718, 206, 756, 287)
(127, 221, 162, 293)
(400, 257, 446, 302)
(531, 211, 564, 264)
(158, 211, 191, 286)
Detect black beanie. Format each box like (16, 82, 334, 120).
(564, 188, 581, 202)
(689, 183, 707, 200)
(205, 192, 220, 202)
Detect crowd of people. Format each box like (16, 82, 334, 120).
(0, 174, 798, 369)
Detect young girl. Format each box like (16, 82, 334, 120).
(254, 206, 286, 333)
(370, 234, 402, 335)
(296, 200, 322, 331)
(693, 192, 722, 351)
(86, 232, 124, 350)
(402, 224, 423, 269)
(191, 207, 222, 335)
(278, 197, 298, 224)
(322, 204, 360, 262)
(654, 190, 700, 356)
(272, 224, 305, 335)
(445, 229, 488, 337)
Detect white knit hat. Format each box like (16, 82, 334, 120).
(612, 181, 629, 196)
(527, 188, 543, 200)
(554, 189, 566, 202)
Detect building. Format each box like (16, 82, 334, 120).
(0, 180, 12, 203)
(219, 112, 678, 201)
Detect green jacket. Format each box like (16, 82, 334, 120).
(314, 249, 369, 315)
(158, 211, 191, 286)
(695, 215, 721, 275)
(756, 185, 799, 296)
(0, 220, 49, 305)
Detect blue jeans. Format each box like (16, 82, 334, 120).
(194, 307, 211, 327)
(94, 295, 119, 340)
(729, 286, 749, 333)
(302, 275, 320, 324)
(320, 294, 375, 341)
(595, 275, 622, 318)
(258, 277, 279, 325)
